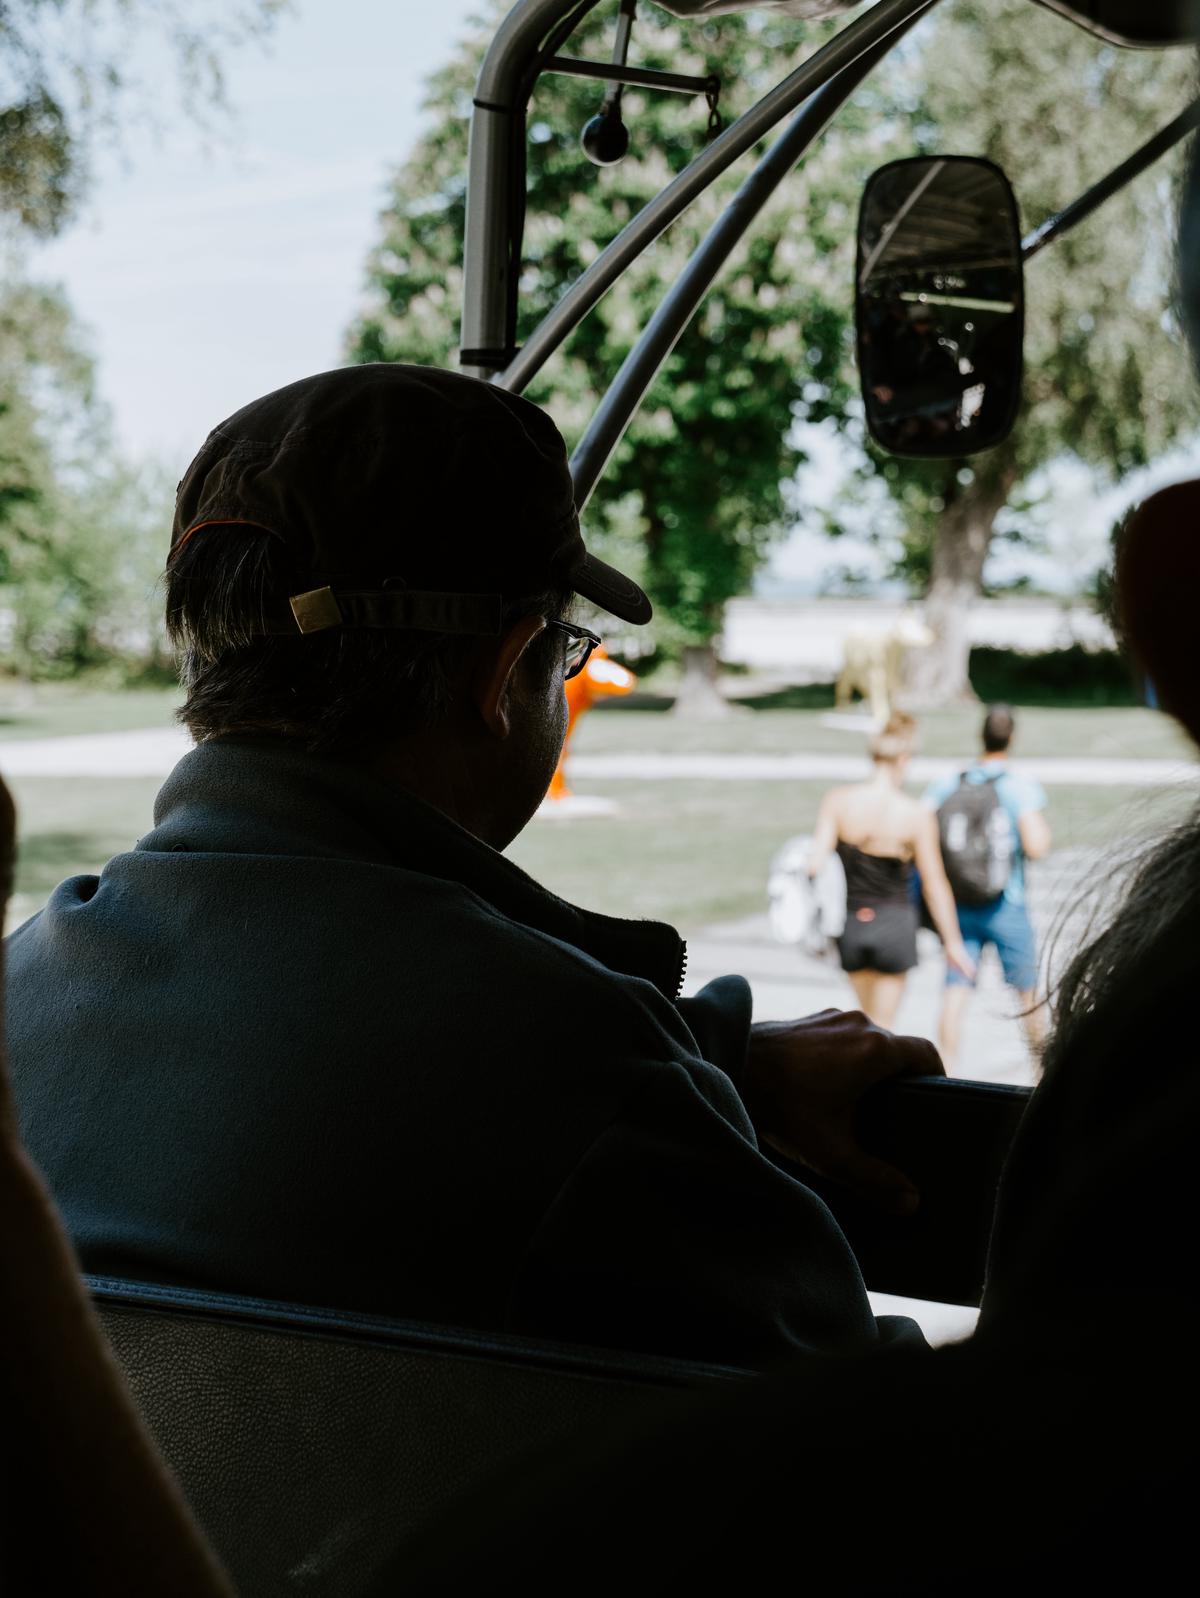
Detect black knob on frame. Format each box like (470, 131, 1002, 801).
(581, 107, 629, 166)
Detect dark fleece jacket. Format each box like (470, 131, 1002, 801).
(5, 737, 918, 1367)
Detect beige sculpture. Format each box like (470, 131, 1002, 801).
(834, 612, 934, 722)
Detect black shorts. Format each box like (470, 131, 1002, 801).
(836, 903, 918, 975)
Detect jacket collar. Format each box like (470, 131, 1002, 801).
(143, 737, 687, 1002)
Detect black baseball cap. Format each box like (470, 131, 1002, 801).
(172, 364, 652, 636)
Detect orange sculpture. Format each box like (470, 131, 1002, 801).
(548, 646, 637, 800)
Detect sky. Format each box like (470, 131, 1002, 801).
(26, 0, 1197, 597)
(31, 0, 483, 467)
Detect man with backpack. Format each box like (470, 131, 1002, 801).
(924, 706, 1051, 1071)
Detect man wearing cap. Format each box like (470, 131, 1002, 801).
(6, 365, 934, 1368)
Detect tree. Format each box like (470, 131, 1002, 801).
(0, 0, 286, 237)
(348, 1, 889, 711)
(0, 0, 284, 680)
(0, 278, 102, 673)
(0, 0, 285, 681)
(349, 0, 1194, 706)
(0, 280, 173, 679)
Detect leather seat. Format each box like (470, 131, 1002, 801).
(92, 1278, 743, 1597)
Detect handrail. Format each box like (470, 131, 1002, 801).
(462, 0, 603, 374)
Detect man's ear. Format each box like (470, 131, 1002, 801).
(472, 614, 549, 738)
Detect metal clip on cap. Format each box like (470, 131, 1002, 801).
(289, 587, 344, 634)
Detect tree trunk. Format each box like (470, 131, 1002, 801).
(672, 639, 731, 719)
(907, 455, 1020, 706)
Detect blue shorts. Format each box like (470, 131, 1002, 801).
(947, 897, 1038, 993)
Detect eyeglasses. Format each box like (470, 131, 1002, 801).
(544, 618, 602, 680)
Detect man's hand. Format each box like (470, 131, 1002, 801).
(741, 1009, 944, 1215)
(946, 941, 977, 983)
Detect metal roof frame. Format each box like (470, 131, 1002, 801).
(462, 0, 1198, 510)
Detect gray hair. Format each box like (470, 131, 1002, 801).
(165, 527, 567, 753)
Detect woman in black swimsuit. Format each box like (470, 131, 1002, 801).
(837, 841, 920, 980)
(810, 714, 973, 1028)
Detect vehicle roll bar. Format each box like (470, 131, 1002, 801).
(465, 0, 1199, 510)
(464, 0, 944, 382)
(569, 11, 932, 508)
(546, 56, 715, 99)
(563, 51, 1198, 510)
(1022, 94, 1200, 259)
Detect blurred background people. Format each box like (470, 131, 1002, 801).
(925, 705, 1051, 1071)
(809, 714, 974, 1028)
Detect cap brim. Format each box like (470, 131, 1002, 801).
(568, 551, 653, 626)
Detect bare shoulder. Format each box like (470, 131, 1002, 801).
(820, 784, 852, 812)
(896, 790, 935, 837)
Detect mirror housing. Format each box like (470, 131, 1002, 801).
(1033, 2, 1199, 48)
(856, 156, 1024, 459)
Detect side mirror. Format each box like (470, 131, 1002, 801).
(856, 156, 1024, 458)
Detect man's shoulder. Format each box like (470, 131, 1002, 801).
(6, 853, 728, 1112)
(466, 895, 721, 1069)
(4, 877, 93, 956)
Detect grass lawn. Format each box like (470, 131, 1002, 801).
(0, 680, 1193, 764)
(2, 685, 1195, 934)
(575, 696, 1195, 762)
(4, 776, 164, 931)
(509, 779, 1194, 928)
(6, 765, 1190, 937)
(0, 683, 181, 741)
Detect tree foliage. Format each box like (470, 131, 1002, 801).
(0, 280, 171, 678)
(0, 0, 286, 678)
(0, 0, 286, 237)
(349, 0, 886, 651)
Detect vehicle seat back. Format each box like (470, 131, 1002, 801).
(91, 1278, 742, 1597)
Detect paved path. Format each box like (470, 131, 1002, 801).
(684, 915, 1043, 1087)
(0, 727, 192, 777)
(0, 725, 1195, 786)
(685, 847, 1108, 1086)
